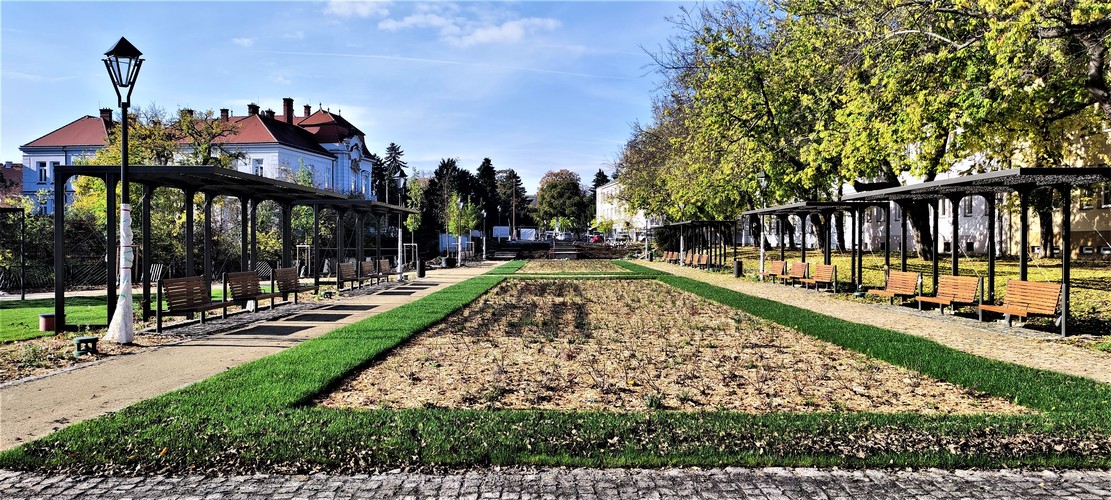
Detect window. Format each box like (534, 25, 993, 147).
(1102, 184, 1111, 208)
(1080, 187, 1094, 210)
(962, 197, 973, 217)
(37, 162, 47, 183)
(252, 158, 264, 177)
(893, 204, 901, 221)
(1081, 246, 1095, 255)
(943, 241, 951, 253)
(939, 199, 948, 216)
(965, 241, 974, 253)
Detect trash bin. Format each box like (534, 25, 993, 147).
(417, 259, 426, 278)
(733, 259, 743, 278)
(648, 251, 654, 262)
(39, 313, 55, 332)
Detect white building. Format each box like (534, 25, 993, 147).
(594, 179, 662, 239)
(20, 98, 377, 213)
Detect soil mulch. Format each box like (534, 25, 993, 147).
(318, 279, 1029, 415)
(0, 331, 187, 384)
(518, 260, 630, 274)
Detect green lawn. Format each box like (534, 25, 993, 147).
(1, 260, 1108, 474)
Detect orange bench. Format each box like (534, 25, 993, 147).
(799, 264, 836, 292)
(866, 270, 920, 305)
(916, 275, 980, 315)
(978, 280, 1062, 327)
(781, 261, 808, 286)
(759, 260, 786, 281)
(155, 276, 231, 332)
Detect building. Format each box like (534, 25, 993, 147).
(19, 98, 377, 213)
(1, 162, 22, 202)
(594, 179, 662, 240)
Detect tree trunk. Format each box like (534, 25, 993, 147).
(809, 213, 828, 251)
(906, 201, 935, 261)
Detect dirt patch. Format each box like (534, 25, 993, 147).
(0, 331, 187, 384)
(318, 279, 1029, 415)
(518, 260, 629, 274)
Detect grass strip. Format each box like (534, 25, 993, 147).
(2, 262, 1109, 472)
(486, 260, 528, 274)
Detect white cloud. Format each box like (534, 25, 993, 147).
(232, 37, 254, 47)
(284, 31, 305, 40)
(324, 0, 390, 18)
(449, 18, 561, 47)
(271, 72, 291, 85)
(376, 4, 559, 47)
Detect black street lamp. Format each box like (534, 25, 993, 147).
(756, 170, 769, 280)
(103, 37, 143, 344)
(394, 173, 406, 279)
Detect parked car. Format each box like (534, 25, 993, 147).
(589, 234, 604, 244)
(555, 232, 574, 241)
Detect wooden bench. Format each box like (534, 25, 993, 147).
(665, 251, 678, 264)
(274, 266, 318, 304)
(780, 261, 808, 285)
(758, 260, 786, 281)
(358, 260, 385, 286)
(156, 276, 231, 332)
(799, 264, 837, 292)
(378, 259, 397, 282)
(696, 253, 709, 269)
(224, 271, 283, 310)
(978, 280, 1062, 327)
(336, 262, 360, 290)
(866, 270, 920, 305)
(916, 275, 981, 315)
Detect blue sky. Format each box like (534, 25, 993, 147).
(1, 1, 684, 192)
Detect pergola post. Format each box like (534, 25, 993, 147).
(184, 189, 195, 278)
(855, 208, 864, 287)
(849, 209, 857, 289)
(203, 193, 214, 290)
(249, 199, 259, 272)
(822, 212, 832, 266)
(931, 198, 940, 294)
(281, 203, 292, 268)
(54, 173, 70, 333)
(882, 204, 891, 272)
(1019, 188, 1030, 281)
(1059, 184, 1071, 336)
(949, 194, 962, 277)
(141, 184, 153, 320)
(104, 174, 117, 325)
(239, 196, 249, 271)
(335, 209, 346, 290)
(312, 204, 321, 288)
(899, 202, 908, 272)
(986, 193, 997, 303)
(355, 212, 365, 264)
(800, 214, 807, 263)
(777, 216, 785, 261)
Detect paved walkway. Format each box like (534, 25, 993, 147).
(0, 263, 494, 450)
(643, 261, 1111, 384)
(2, 466, 1109, 499)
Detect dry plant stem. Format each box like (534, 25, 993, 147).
(319, 277, 1030, 415)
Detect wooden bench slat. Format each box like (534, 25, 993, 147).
(978, 279, 1061, 326)
(157, 276, 231, 332)
(799, 264, 836, 292)
(915, 275, 980, 314)
(866, 271, 920, 305)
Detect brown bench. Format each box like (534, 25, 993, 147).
(758, 260, 786, 281)
(799, 264, 837, 292)
(978, 280, 1062, 327)
(225, 270, 284, 310)
(781, 261, 808, 285)
(378, 259, 398, 282)
(274, 266, 319, 304)
(335, 262, 361, 290)
(156, 276, 231, 332)
(916, 275, 981, 315)
(696, 253, 709, 269)
(866, 270, 920, 305)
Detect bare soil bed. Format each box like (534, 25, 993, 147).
(0, 331, 187, 383)
(517, 260, 630, 274)
(319, 279, 1029, 415)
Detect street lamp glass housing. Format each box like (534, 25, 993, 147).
(757, 170, 768, 190)
(103, 37, 143, 105)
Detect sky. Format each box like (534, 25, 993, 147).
(1, 0, 685, 193)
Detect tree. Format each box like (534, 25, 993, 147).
(404, 174, 428, 249)
(177, 109, 244, 167)
(587, 168, 610, 221)
(475, 158, 499, 232)
(535, 169, 589, 231)
(495, 168, 529, 232)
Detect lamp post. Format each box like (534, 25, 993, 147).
(481, 209, 487, 261)
(394, 172, 406, 280)
(103, 37, 143, 344)
(678, 202, 686, 266)
(756, 170, 768, 281)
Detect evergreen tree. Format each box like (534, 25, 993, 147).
(475, 158, 499, 233)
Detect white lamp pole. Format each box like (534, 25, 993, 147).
(481, 209, 487, 261)
(395, 172, 406, 280)
(757, 170, 768, 281)
(103, 37, 143, 345)
(456, 199, 464, 267)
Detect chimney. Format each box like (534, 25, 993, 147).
(283, 98, 294, 124)
(99, 108, 113, 124)
(220, 108, 229, 121)
(264, 108, 276, 119)
(304, 104, 312, 118)
(247, 103, 260, 116)
(181, 108, 194, 119)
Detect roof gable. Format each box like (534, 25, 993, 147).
(22, 116, 109, 148)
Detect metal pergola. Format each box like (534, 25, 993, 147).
(742, 201, 875, 283)
(0, 206, 25, 300)
(655, 220, 737, 270)
(50, 165, 411, 333)
(839, 167, 1111, 336)
(293, 199, 418, 289)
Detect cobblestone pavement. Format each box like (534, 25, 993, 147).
(3, 467, 1110, 499)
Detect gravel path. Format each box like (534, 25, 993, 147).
(642, 261, 1111, 384)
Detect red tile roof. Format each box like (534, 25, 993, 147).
(211, 115, 335, 158)
(22, 116, 110, 148)
(1, 163, 21, 199)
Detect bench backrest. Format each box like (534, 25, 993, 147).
(788, 261, 808, 279)
(161, 276, 209, 310)
(766, 260, 786, 276)
(359, 260, 375, 275)
(813, 264, 836, 282)
(936, 275, 981, 303)
(337, 262, 356, 280)
(379, 259, 394, 273)
(226, 271, 262, 299)
(274, 267, 298, 292)
(884, 270, 920, 295)
(1003, 280, 1061, 315)
(697, 253, 708, 266)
